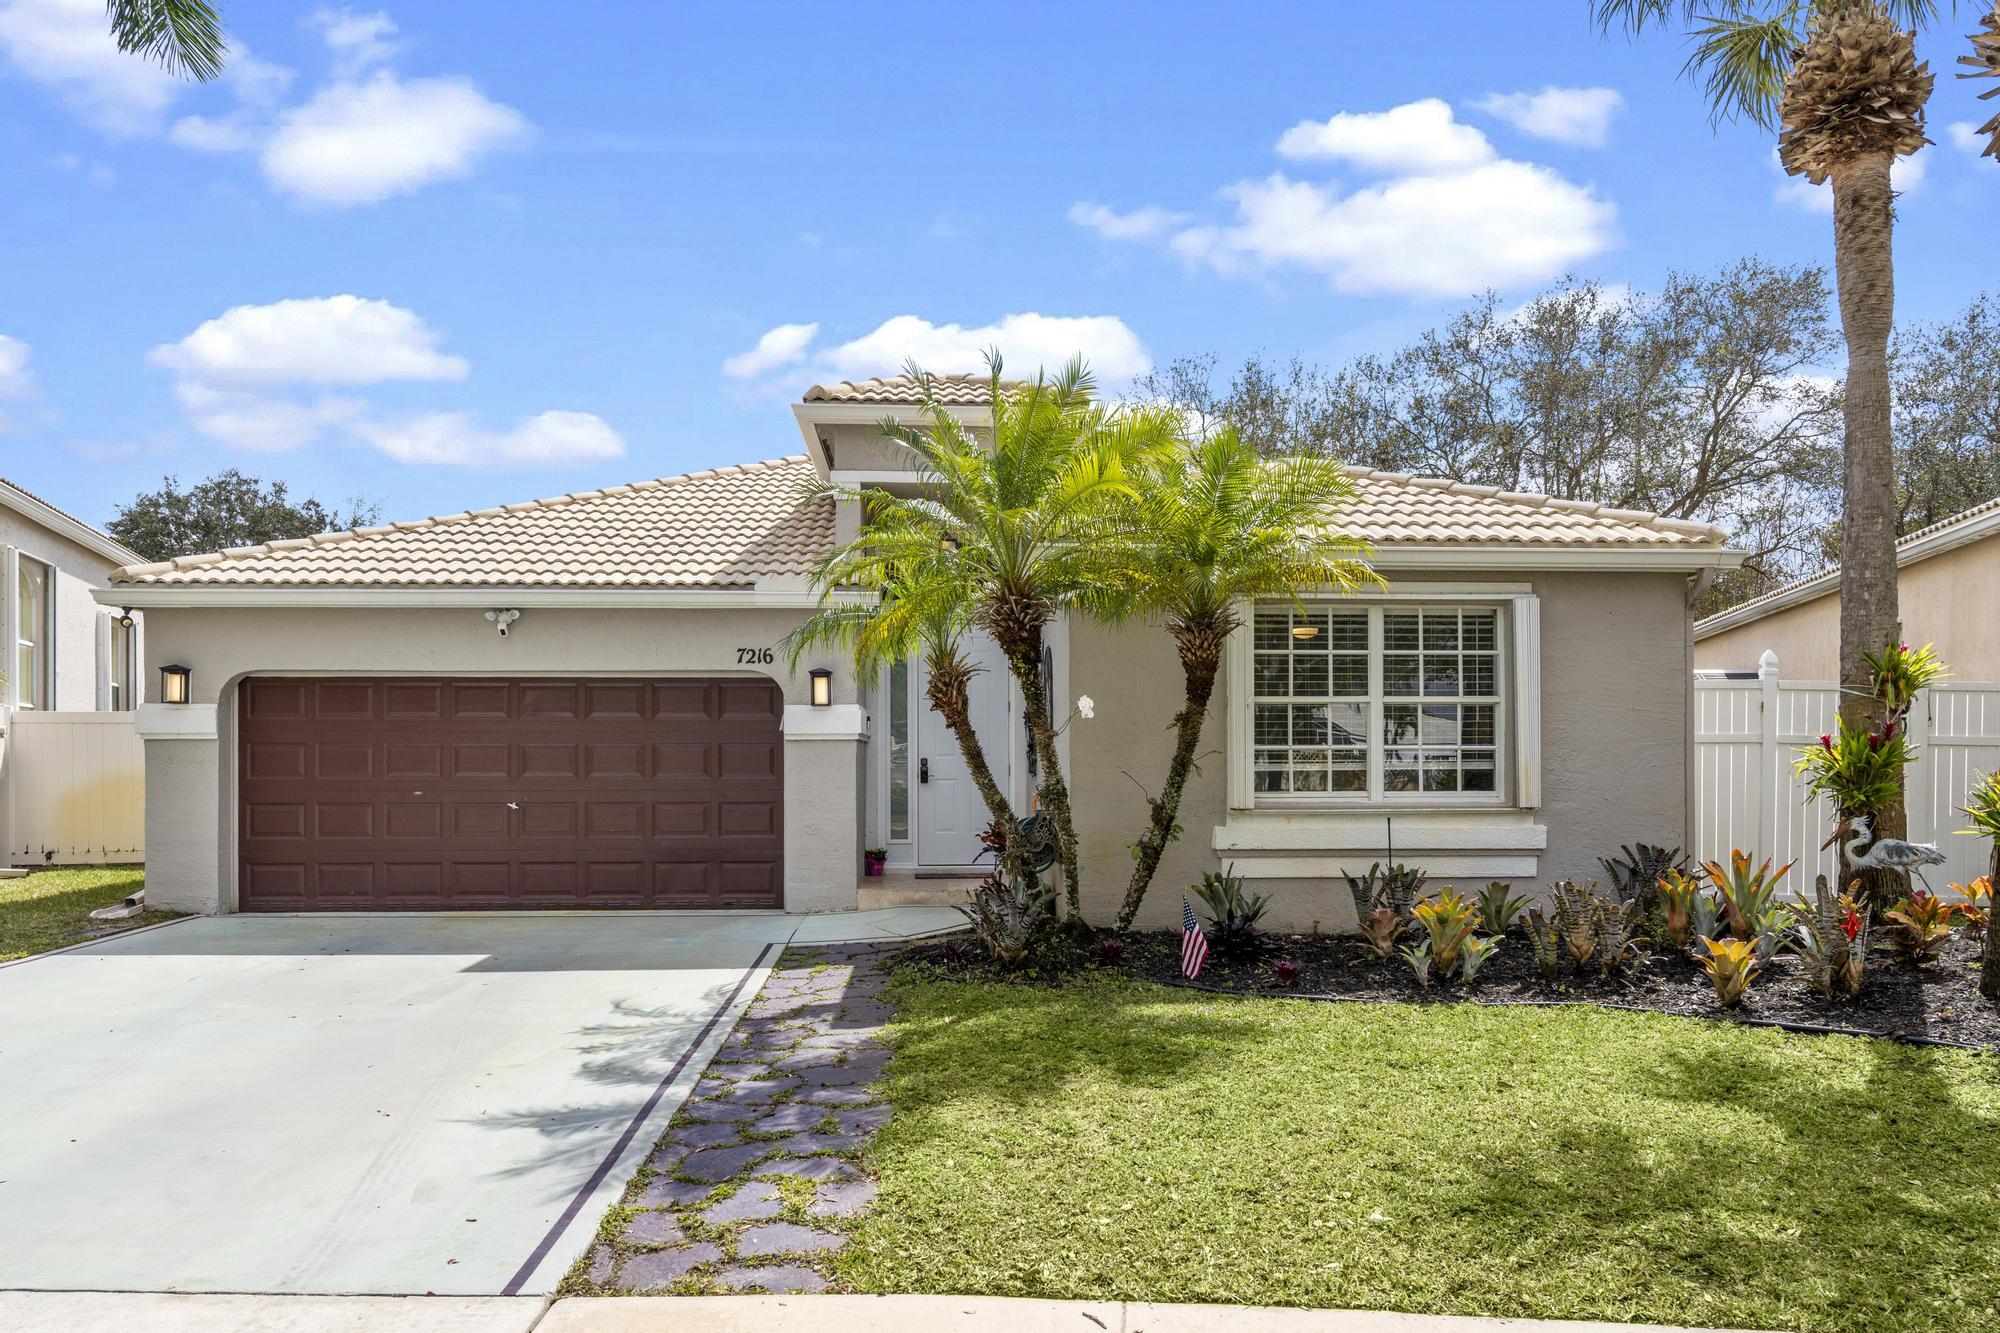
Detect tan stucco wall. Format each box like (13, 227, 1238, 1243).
(1068, 570, 1695, 931)
(1695, 531, 2000, 679)
(136, 604, 864, 915)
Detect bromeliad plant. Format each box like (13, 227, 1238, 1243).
(1523, 906, 1564, 982)
(1958, 770, 2000, 999)
(1656, 869, 1710, 952)
(1703, 851, 1795, 942)
(1599, 843, 1686, 916)
(1193, 865, 1271, 959)
(1884, 889, 1961, 968)
(1952, 876, 1993, 953)
(1789, 873, 1870, 1000)
(1459, 934, 1501, 987)
(1861, 640, 1947, 723)
(1412, 888, 1480, 978)
(1698, 935, 1763, 1009)
(1475, 881, 1531, 936)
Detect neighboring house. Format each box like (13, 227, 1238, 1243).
(107, 375, 1740, 928)
(1, 477, 147, 866)
(1695, 496, 2000, 676)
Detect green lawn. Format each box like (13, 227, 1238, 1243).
(840, 974, 2000, 1333)
(0, 867, 176, 962)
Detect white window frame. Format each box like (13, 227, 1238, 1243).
(107, 614, 137, 711)
(14, 552, 54, 711)
(1226, 586, 1542, 813)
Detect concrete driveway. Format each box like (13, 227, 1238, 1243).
(0, 908, 953, 1297)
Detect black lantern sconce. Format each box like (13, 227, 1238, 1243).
(808, 668, 832, 708)
(159, 664, 193, 705)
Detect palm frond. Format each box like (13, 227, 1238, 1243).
(106, 0, 226, 81)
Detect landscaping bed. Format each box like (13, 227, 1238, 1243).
(841, 969, 2000, 1333)
(0, 867, 178, 963)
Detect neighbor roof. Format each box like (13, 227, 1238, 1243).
(0, 476, 143, 567)
(802, 373, 1014, 406)
(1696, 491, 2000, 638)
(109, 452, 1728, 593)
(110, 457, 830, 588)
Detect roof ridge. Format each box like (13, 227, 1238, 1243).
(113, 455, 813, 580)
(1341, 467, 1727, 543)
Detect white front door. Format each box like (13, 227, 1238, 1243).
(914, 635, 1013, 867)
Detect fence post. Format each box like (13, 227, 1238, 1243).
(1758, 650, 1781, 859)
(1906, 685, 1932, 846)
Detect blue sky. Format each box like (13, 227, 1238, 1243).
(1, 0, 1995, 533)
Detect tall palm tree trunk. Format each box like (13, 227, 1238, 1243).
(1831, 150, 1906, 910)
(1114, 635, 1220, 931)
(925, 657, 1022, 881)
(998, 628, 1083, 919)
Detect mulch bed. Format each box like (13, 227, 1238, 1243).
(902, 927, 2000, 1051)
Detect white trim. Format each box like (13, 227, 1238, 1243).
(94, 611, 112, 711)
(1229, 854, 1540, 880)
(781, 703, 869, 741)
(1214, 810, 1547, 852)
(1372, 545, 1742, 572)
(1695, 501, 2000, 638)
(0, 480, 143, 567)
(134, 701, 217, 739)
(93, 585, 873, 610)
(829, 470, 929, 487)
(1, 546, 15, 712)
(1511, 593, 1543, 809)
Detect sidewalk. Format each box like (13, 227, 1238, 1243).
(0, 1291, 1766, 1333)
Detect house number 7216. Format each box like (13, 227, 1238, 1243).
(736, 647, 775, 664)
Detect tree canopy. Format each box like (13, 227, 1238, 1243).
(109, 471, 382, 563)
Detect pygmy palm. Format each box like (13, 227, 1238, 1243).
(1100, 428, 1378, 930)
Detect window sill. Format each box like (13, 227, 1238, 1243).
(1212, 808, 1546, 881)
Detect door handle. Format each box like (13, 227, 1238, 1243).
(920, 758, 930, 785)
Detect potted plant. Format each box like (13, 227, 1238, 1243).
(863, 847, 888, 877)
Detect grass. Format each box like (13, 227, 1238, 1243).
(839, 973, 2000, 1332)
(0, 867, 178, 962)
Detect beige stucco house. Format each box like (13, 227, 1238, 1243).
(102, 376, 1741, 929)
(2, 477, 147, 865)
(1695, 496, 2000, 677)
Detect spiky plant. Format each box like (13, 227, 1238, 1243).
(1957, 770, 2000, 998)
(1964, 3, 2000, 157)
(1599, 842, 1686, 915)
(1789, 873, 1870, 999)
(1101, 426, 1377, 930)
(109, 0, 227, 80)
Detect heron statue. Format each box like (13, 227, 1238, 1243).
(1822, 815, 1949, 891)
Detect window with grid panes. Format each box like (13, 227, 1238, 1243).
(1252, 603, 1504, 801)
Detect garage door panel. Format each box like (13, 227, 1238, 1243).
(240, 676, 784, 911)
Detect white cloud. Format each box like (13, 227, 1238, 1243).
(1276, 98, 1493, 174)
(1169, 163, 1615, 298)
(0, 0, 180, 136)
(311, 8, 401, 77)
(261, 71, 526, 206)
(361, 409, 625, 466)
(723, 322, 818, 380)
(0, 334, 33, 397)
(172, 382, 363, 451)
(1947, 121, 1989, 156)
(820, 313, 1152, 382)
(151, 295, 470, 385)
(1067, 201, 1188, 241)
(1773, 148, 1926, 213)
(1474, 87, 1623, 147)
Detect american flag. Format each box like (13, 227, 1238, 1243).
(1180, 894, 1209, 980)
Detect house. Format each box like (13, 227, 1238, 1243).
(104, 375, 1740, 928)
(1, 477, 147, 866)
(1695, 496, 2000, 677)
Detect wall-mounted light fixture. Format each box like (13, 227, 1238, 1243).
(484, 609, 522, 638)
(117, 608, 137, 629)
(809, 667, 832, 708)
(159, 664, 192, 704)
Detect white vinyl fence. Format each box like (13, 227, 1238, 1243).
(1694, 652, 2000, 891)
(1, 710, 145, 866)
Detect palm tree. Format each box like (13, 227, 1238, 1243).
(787, 552, 1022, 880)
(1966, 4, 2000, 158)
(1096, 427, 1379, 931)
(1961, 769, 2000, 999)
(109, 0, 227, 80)
(809, 357, 1179, 918)
(1596, 0, 1936, 889)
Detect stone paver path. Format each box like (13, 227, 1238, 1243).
(568, 944, 896, 1295)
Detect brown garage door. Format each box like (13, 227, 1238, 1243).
(237, 677, 783, 911)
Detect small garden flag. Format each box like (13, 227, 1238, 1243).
(1180, 893, 1209, 980)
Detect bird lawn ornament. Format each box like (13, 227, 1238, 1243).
(1823, 815, 1949, 891)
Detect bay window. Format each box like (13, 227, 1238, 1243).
(1248, 600, 1510, 805)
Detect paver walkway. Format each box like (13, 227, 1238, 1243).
(571, 943, 896, 1294)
